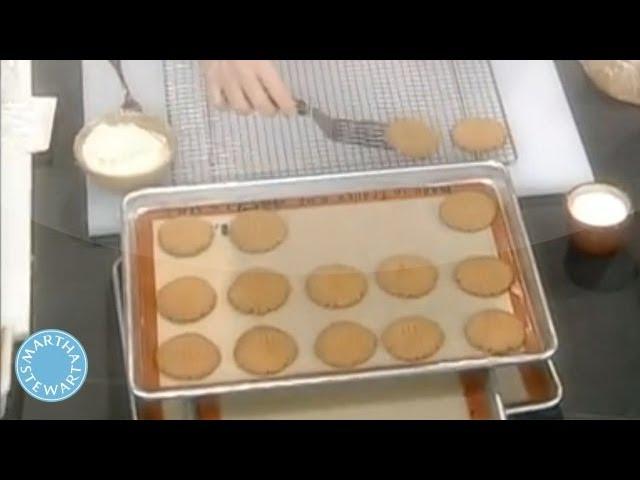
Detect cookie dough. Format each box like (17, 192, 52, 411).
(465, 309, 525, 355)
(157, 276, 217, 323)
(306, 264, 368, 309)
(229, 210, 287, 253)
(455, 256, 514, 297)
(315, 321, 377, 368)
(382, 316, 444, 362)
(228, 268, 290, 315)
(439, 191, 497, 232)
(386, 118, 440, 158)
(452, 118, 506, 152)
(376, 255, 438, 298)
(157, 333, 221, 380)
(234, 326, 298, 375)
(158, 216, 214, 257)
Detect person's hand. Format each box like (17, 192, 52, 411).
(201, 60, 297, 116)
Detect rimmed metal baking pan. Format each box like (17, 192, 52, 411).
(121, 161, 557, 401)
(499, 361, 563, 416)
(112, 258, 558, 419)
(113, 258, 505, 420)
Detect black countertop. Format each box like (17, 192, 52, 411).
(9, 60, 640, 420)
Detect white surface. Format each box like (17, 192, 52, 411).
(83, 60, 594, 236)
(492, 60, 594, 196)
(0, 142, 31, 341)
(3, 97, 57, 154)
(0, 59, 52, 417)
(1, 60, 42, 341)
(0, 326, 12, 418)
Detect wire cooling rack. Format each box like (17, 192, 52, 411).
(163, 60, 516, 185)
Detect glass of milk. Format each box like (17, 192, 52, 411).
(566, 183, 633, 256)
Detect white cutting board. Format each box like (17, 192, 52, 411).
(492, 61, 593, 196)
(83, 60, 593, 237)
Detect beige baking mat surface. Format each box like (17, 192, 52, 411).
(152, 193, 516, 389)
(219, 374, 472, 420)
(160, 399, 195, 420)
(495, 366, 529, 404)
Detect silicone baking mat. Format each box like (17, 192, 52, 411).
(112, 259, 556, 420)
(135, 372, 504, 420)
(137, 185, 537, 392)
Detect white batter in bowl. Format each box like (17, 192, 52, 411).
(74, 111, 175, 192)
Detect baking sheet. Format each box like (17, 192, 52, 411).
(132, 375, 505, 420)
(132, 374, 505, 420)
(112, 259, 552, 420)
(498, 362, 563, 415)
(219, 373, 494, 420)
(114, 259, 501, 420)
(124, 162, 557, 400)
(152, 189, 516, 390)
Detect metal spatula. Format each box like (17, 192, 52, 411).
(296, 99, 391, 150)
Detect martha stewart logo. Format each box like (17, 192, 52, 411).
(15, 329, 88, 402)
